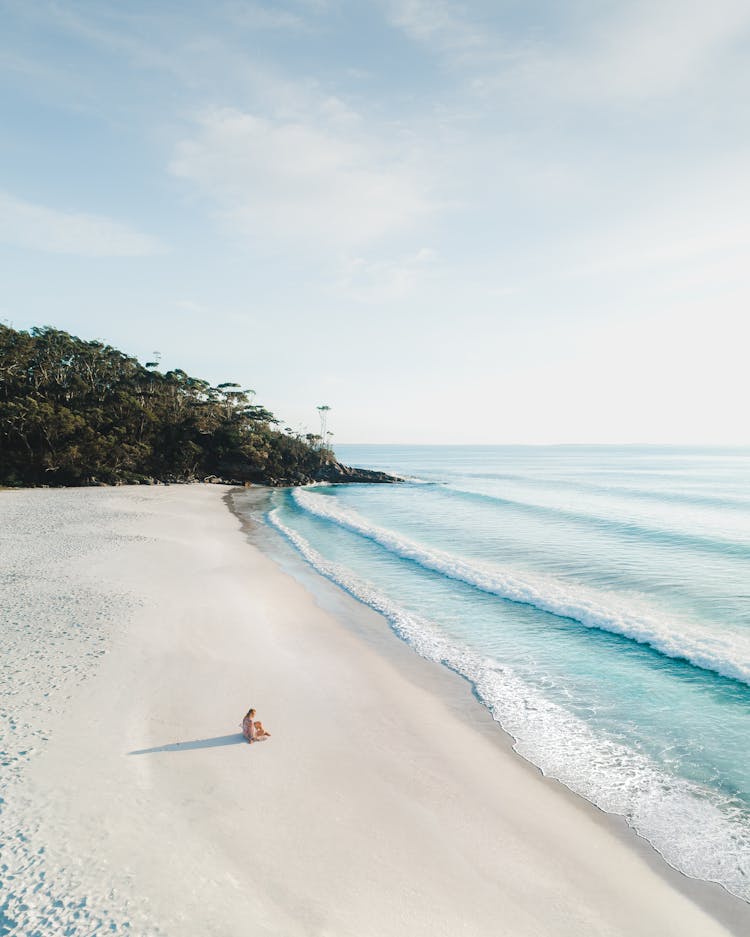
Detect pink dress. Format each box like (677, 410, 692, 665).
(242, 715, 255, 741)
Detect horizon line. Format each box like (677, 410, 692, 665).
(333, 441, 750, 448)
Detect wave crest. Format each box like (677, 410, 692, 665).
(291, 488, 750, 687)
(268, 507, 750, 902)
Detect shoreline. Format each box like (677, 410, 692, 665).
(231, 486, 750, 935)
(2, 484, 748, 935)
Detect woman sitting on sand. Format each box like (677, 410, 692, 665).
(242, 709, 272, 743)
(241, 708, 257, 743)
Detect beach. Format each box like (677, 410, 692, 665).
(1, 485, 748, 936)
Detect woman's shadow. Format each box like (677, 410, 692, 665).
(128, 733, 246, 755)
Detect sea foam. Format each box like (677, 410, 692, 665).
(291, 488, 750, 687)
(268, 508, 750, 902)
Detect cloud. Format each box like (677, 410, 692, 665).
(388, 0, 750, 105)
(336, 247, 437, 301)
(223, 1, 313, 32)
(33, 2, 179, 74)
(0, 192, 165, 257)
(540, 0, 750, 103)
(169, 105, 434, 249)
(385, 0, 488, 56)
(174, 299, 210, 314)
(229, 5, 303, 30)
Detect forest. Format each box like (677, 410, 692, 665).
(0, 324, 334, 487)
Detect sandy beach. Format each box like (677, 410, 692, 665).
(1, 485, 748, 937)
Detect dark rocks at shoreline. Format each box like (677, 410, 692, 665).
(205, 460, 401, 488)
(311, 460, 401, 485)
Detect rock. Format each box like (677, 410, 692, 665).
(312, 460, 401, 484)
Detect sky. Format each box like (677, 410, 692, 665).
(1, 0, 749, 444)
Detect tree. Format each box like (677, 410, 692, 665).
(0, 324, 332, 487)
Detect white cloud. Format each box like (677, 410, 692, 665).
(226, 3, 304, 31)
(542, 0, 750, 103)
(174, 299, 210, 314)
(386, 0, 488, 56)
(0, 192, 164, 256)
(169, 106, 434, 248)
(37, 2, 178, 75)
(336, 247, 437, 301)
(388, 0, 750, 105)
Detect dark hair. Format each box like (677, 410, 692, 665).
(246, 708, 256, 717)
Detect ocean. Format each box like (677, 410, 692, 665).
(267, 445, 750, 901)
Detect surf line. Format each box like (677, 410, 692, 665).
(290, 488, 750, 688)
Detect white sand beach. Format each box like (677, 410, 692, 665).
(1, 485, 748, 936)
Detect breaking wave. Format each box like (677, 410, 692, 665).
(291, 488, 750, 687)
(268, 507, 750, 902)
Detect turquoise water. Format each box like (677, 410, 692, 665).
(268, 445, 750, 901)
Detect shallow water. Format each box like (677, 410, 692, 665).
(269, 445, 750, 902)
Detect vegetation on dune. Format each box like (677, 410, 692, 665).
(0, 324, 333, 487)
